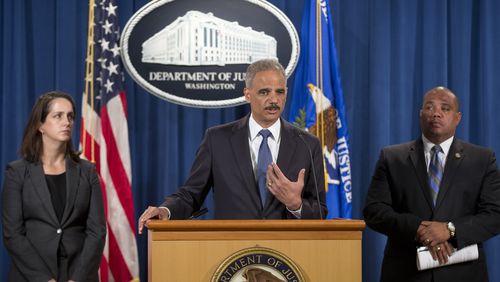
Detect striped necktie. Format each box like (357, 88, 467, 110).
(428, 145, 444, 205)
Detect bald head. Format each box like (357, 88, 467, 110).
(422, 86, 460, 111)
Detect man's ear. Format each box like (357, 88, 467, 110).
(455, 111, 462, 125)
(244, 88, 251, 102)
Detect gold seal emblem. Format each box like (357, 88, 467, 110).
(211, 246, 305, 282)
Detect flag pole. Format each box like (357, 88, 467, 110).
(315, 0, 329, 192)
(83, 0, 96, 162)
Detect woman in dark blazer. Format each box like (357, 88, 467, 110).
(2, 91, 106, 282)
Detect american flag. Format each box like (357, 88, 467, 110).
(80, 0, 139, 281)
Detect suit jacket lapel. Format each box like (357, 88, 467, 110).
(28, 162, 59, 224)
(435, 139, 464, 210)
(230, 116, 262, 209)
(409, 139, 434, 210)
(61, 157, 80, 224)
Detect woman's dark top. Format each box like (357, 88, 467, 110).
(45, 172, 66, 222)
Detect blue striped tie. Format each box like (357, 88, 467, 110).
(428, 145, 444, 205)
(257, 129, 273, 208)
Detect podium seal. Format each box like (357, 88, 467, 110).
(211, 246, 305, 282)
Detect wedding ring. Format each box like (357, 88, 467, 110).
(436, 246, 441, 251)
(425, 239, 430, 244)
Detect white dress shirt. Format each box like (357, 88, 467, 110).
(248, 114, 281, 176)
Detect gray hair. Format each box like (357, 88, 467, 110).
(245, 58, 286, 88)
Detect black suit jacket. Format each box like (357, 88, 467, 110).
(364, 138, 500, 282)
(162, 116, 327, 219)
(2, 157, 106, 282)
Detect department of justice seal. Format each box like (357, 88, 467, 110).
(121, 0, 299, 108)
(211, 246, 305, 282)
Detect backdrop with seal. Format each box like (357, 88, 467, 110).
(121, 0, 299, 108)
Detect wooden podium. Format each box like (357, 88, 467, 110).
(147, 220, 365, 281)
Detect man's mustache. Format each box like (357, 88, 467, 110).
(265, 103, 280, 110)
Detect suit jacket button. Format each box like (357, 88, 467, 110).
(56, 228, 62, 234)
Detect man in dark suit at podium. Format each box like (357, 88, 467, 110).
(138, 59, 327, 233)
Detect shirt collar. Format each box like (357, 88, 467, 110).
(249, 114, 281, 141)
(421, 135, 454, 156)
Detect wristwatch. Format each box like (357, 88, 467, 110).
(447, 222, 456, 238)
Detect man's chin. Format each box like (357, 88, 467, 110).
(430, 129, 446, 136)
(261, 115, 280, 125)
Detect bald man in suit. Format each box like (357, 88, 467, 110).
(364, 87, 500, 282)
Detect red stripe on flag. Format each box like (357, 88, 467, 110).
(100, 106, 136, 231)
(107, 227, 133, 281)
(99, 256, 109, 282)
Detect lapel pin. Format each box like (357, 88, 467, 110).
(455, 153, 461, 159)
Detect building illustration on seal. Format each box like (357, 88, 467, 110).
(141, 10, 277, 66)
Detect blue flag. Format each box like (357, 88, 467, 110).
(288, 0, 352, 219)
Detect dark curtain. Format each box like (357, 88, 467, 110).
(1, 1, 499, 281)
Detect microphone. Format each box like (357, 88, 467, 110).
(188, 207, 208, 219)
(297, 131, 324, 219)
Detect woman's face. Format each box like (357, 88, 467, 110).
(39, 98, 75, 145)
